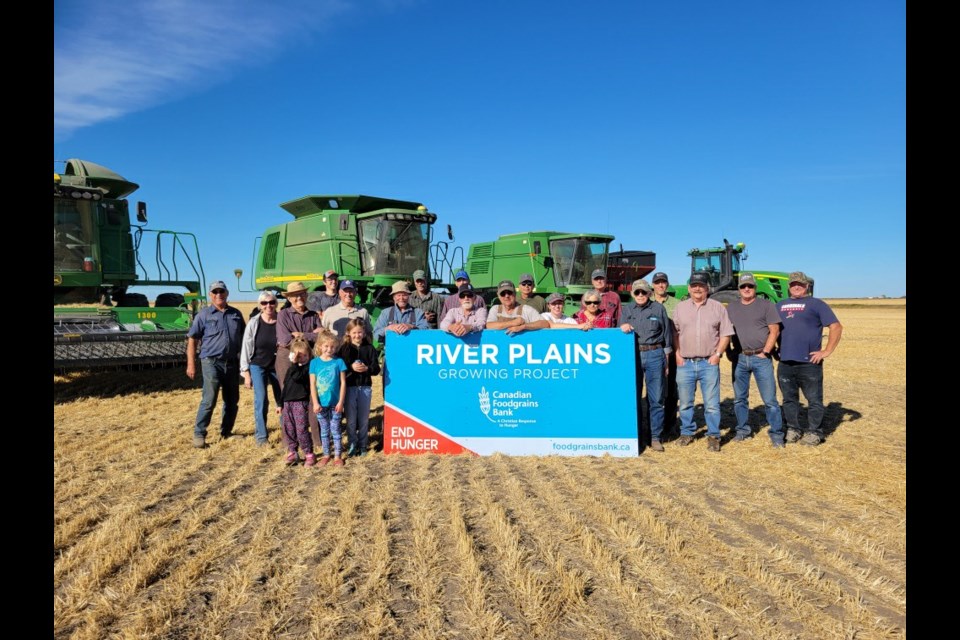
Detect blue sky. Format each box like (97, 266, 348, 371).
(54, 0, 905, 300)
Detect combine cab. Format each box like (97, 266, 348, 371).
(246, 195, 462, 335)
(670, 239, 798, 303)
(54, 159, 206, 370)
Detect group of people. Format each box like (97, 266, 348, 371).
(184, 266, 842, 461)
(622, 270, 843, 452)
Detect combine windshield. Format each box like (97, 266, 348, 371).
(550, 238, 610, 287)
(54, 198, 97, 271)
(358, 218, 431, 276)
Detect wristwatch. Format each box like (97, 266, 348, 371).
(714, 351, 723, 358)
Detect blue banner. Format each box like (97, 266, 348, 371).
(383, 329, 639, 456)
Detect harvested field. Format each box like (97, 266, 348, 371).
(54, 301, 906, 639)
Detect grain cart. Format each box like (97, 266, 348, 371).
(54, 159, 206, 370)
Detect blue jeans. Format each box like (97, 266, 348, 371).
(345, 386, 373, 452)
(638, 348, 666, 441)
(248, 363, 281, 444)
(778, 361, 825, 438)
(732, 354, 783, 442)
(677, 358, 721, 437)
(195, 357, 240, 438)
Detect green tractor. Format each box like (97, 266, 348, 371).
(465, 232, 655, 314)
(669, 239, 799, 304)
(242, 194, 463, 332)
(54, 159, 206, 370)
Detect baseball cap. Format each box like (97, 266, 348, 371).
(323, 270, 338, 279)
(652, 272, 669, 284)
(412, 269, 427, 282)
(209, 280, 228, 294)
(518, 273, 535, 285)
(497, 279, 516, 294)
(454, 269, 470, 281)
(689, 272, 709, 286)
(339, 279, 356, 290)
(457, 283, 475, 297)
(591, 269, 606, 279)
(738, 273, 757, 287)
(632, 279, 653, 294)
(546, 292, 565, 304)
(788, 271, 811, 285)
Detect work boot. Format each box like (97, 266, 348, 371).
(192, 435, 206, 449)
(676, 435, 694, 447)
(649, 439, 665, 452)
(785, 428, 802, 443)
(707, 436, 721, 452)
(771, 439, 785, 449)
(800, 432, 822, 446)
(732, 433, 751, 442)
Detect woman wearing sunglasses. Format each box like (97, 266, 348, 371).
(240, 290, 283, 447)
(574, 291, 616, 329)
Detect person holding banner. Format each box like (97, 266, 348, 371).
(486, 280, 550, 335)
(620, 279, 673, 452)
(373, 281, 430, 343)
(541, 293, 580, 327)
(440, 284, 487, 336)
(574, 290, 616, 328)
(442, 270, 487, 316)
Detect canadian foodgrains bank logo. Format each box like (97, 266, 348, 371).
(478, 387, 540, 427)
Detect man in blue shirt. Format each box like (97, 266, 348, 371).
(776, 271, 843, 446)
(373, 281, 430, 344)
(620, 278, 673, 452)
(186, 280, 246, 448)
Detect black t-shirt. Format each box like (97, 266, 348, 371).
(251, 320, 278, 369)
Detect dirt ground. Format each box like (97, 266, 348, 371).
(53, 301, 905, 639)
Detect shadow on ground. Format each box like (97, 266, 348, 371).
(54, 366, 202, 404)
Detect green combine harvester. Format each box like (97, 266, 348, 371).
(54, 159, 206, 370)
(465, 232, 656, 314)
(245, 194, 463, 336)
(669, 239, 801, 303)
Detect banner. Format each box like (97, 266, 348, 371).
(383, 329, 639, 456)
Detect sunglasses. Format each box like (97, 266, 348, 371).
(739, 284, 756, 289)
(520, 282, 534, 286)
(459, 293, 474, 299)
(210, 289, 226, 295)
(260, 300, 277, 306)
(584, 300, 600, 305)
(633, 290, 650, 296)
(499, 291, 515, 297)
(549, 301, 564, 306)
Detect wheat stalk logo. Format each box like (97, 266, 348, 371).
(479, 387, 497, 423)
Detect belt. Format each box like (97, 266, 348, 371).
(741, 349, 766, 356)
(638, 343, 664, 352)
(685, 356, 710, 361)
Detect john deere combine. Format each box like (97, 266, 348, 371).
(465, 232, 656, 313)
(54, 159, 206, 370)
(246, 194, 462, 327)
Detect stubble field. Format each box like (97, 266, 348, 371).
(53, 300, 906, 639)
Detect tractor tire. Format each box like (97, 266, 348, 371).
(116, 293, 150, 307)
(155, 292, 185, 308)
(709, 290, 740, 306)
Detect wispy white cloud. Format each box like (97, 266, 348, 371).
(54, 0, 352, 138)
